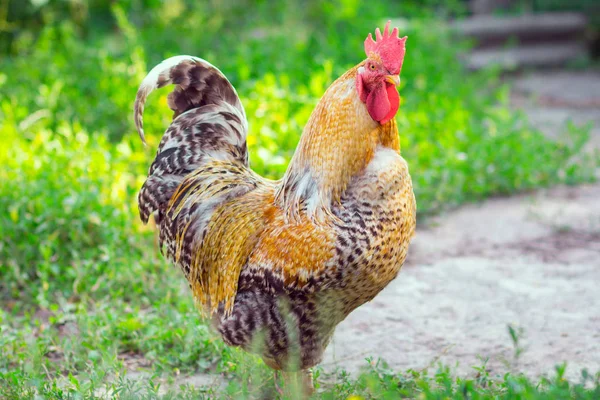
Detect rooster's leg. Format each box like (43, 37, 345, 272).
(276, 369, 314, 398)
(274, 370, 285, 396)
(300, 368, 314, 397)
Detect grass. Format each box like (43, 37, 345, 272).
(1, 1, 599, 398)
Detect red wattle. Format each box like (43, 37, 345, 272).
(366, 83, 390, 123)
(380, 82, 399, 124)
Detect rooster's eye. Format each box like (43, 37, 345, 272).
(370, 64, 376, 70)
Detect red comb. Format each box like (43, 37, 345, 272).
(364, 20, 407, 75)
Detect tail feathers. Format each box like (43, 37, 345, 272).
(134, 55, 246, 144)
(135, 56, 249, 224)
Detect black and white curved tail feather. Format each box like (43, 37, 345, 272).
(134, 55, 249, 224)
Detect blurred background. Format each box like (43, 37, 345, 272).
(1, 0, 599, 398)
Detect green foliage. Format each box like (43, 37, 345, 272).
(0, 0, 598, 398)
(2, 353, 599, 399)
(0, 126, 146, 304)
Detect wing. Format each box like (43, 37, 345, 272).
(239, 208, 338, 295)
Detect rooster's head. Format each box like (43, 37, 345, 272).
(356, 21, 407, 125)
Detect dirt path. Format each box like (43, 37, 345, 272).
(323, 70, 600, 380)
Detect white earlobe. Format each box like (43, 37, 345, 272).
(358, 66, 365, 75)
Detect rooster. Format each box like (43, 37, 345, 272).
(134, 21, 415, 395)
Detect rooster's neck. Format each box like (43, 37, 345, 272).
(275, 65, 400, 223)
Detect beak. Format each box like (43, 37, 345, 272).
(385, 75, 400, 87)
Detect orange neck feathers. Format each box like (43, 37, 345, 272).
(276, 64, 401, 223)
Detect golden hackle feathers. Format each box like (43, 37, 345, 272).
(276, 65, 379, 223)
(165, 162, 274, 315)
(189, 191, 268, 314)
